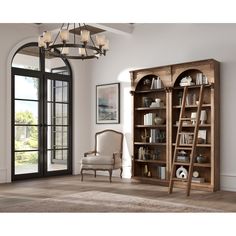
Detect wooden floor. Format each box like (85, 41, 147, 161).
(0, 174, 235, 212)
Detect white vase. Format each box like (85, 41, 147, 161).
(156, 78, 162, 89)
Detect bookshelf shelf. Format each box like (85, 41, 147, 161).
(135, 107, 166, 111)
(134, 142, 166, 146)
(135, 125, 166, 128)
(134, 159, 166, 164)
(172, 104, 211, 109)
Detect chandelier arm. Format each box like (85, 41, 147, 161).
(52, 23, 65, 46)
(49, 50, 99, 59)
(67, 23, 70, 44)
(73, 23, 76, 44)
(84, 45, 88, 57)
(49, 43, 100, 52)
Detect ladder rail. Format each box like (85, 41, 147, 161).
(186, 85, 204, 196)
(168, 86, 188, 194)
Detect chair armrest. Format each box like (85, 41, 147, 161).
(113, 152, 122, 158)
(113, 152, 122, 161)
(113, 152, 122, 166)
(84, 150, 97, 157)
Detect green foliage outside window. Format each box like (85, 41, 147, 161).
(15, 111, 38, 165)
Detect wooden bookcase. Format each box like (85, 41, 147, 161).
(130, 59, 220, 192)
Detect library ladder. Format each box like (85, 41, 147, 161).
(168, 85, 204, 196)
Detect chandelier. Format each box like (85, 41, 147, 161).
(38, 23, 109, 60)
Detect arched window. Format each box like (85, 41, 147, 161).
(12, 42, 72, 180)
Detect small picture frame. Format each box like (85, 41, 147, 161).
(96, 83, 120, 124)
(198, 130, 207, 144)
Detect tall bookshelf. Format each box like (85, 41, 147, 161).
(130, 59, 220, 192)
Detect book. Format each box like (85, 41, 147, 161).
(161, 166, 166, 180)
(192, 177, 205, 183)
(150, 78, 155, 89)
(157, 166, 166, 180)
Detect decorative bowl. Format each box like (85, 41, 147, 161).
(154, 116, 165, 125)
(196, 155, 207, 163)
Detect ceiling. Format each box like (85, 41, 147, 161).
(36, 23, 135, 36)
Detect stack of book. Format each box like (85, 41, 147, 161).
(196, 73, 208, 85)
(180, 132, 193, 144)
(150, 77, 162, 89)
(144, 113, 154, 125)
(192, 177, 205, 183)
(150, 129, 157, 143)
(149, 129, 165, 143)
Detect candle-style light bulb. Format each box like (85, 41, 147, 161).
(38, 36, 45, 48)
(79, 47, 86, 56)
(81, 30, 90, 43)
(43, 31, 52, 43)
(60, 29, 69, 42)
(95, 34, 106, 47)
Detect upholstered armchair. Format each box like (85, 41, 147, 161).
(81, 129, 123, 182)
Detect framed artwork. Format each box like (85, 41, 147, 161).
(96, 83, 120, 124)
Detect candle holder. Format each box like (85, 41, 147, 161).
(141, 129, 149, 143)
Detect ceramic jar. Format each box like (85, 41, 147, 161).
(143, 97, 153, 107)
(154, 116, 164, 125)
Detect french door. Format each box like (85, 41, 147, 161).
(12, 68, 72, 180)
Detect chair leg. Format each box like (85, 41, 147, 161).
(120, 167, 123, 179)
(94, 170, 96, 178)
(81, 169, 84, 181)
(109, 170, 113, 183)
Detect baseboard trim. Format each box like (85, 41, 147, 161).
(220, 174, 236, 192)
(0, 168, 8, 183)
(221, 173, 236, 177)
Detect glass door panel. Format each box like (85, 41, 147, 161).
(15, 126, 39, 150)
(15, 151, 39, 175)
(15, 76, 39, 99)
(12, 46, 40, 71)
(46, 79, 69, 172)
(15, 100, 39, 124)
(13, 75, 40, 176)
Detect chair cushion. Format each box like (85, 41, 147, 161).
(81, 164, 114, 170)
(82, 155, 114, 165)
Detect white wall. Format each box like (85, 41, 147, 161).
(70, 60, 91, 174)
(89, 23, 236, 191)
(0, 24, 39, 182)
